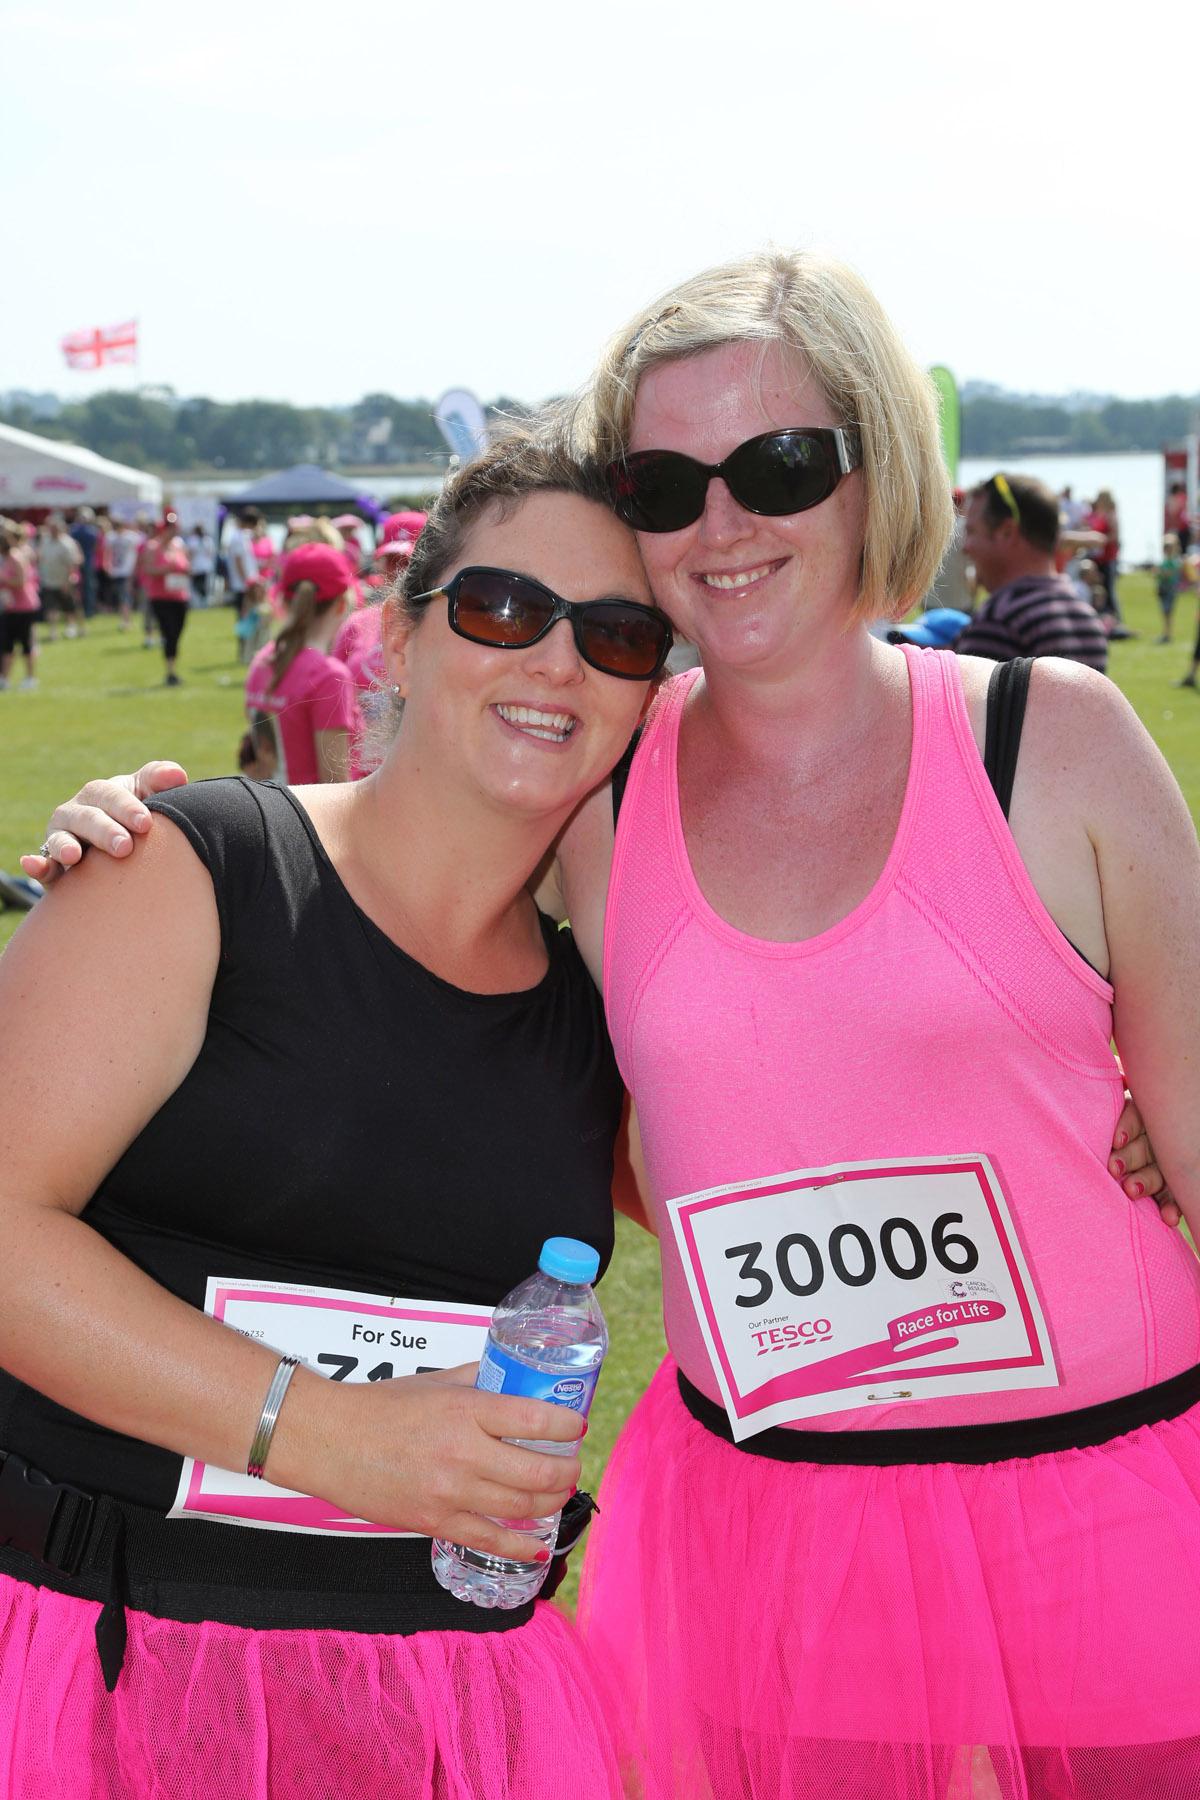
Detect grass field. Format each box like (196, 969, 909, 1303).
(0, 572, 1192, 1604)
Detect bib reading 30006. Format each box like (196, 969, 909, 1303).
(667, 1155, 1059, 1439)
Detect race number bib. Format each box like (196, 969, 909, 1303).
(667, 1155, 1058, 1440)
(169, 1277, 492, 1534)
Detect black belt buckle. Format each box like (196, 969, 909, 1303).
(0, 1452, 94, 1573)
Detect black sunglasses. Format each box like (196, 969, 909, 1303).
(411, 565, 673, 681)
(608, 426, 862, 534)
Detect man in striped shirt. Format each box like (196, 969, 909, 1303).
(957, 473, 1109, 673)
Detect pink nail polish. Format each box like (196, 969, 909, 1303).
(1114, 1131, 1129, 1150)
(1112, 1159, 1126, 1177)
(1130, 1181, 1145, 1198)
(534, 1549, 551, 1564)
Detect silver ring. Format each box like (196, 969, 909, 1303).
(38, 841, 52, 859)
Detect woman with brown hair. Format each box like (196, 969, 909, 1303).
(0, 427, 672, 1795)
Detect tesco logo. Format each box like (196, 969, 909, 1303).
(752, 1320, 832, 1356)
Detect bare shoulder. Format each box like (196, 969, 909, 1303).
(1020, 658, 1165, 810)
(0, 818, 221, 1203)
(957, 653, 1149, 799)
(4, 814, 219, 983)
(1002, 658, 1198, 907)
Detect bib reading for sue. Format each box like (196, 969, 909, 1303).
(169, 1277, 493, 1534)
(666, 1155, 1059, 1440)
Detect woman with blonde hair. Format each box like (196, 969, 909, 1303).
(244, 541, 360, 783)
(28, 250, 1191, 1797)
(552, 250, 1200, 1797)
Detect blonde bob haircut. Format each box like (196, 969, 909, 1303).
(573, 249, 954, 623)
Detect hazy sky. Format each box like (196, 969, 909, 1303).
(7, 0, 1195, 409)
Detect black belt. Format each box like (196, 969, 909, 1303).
(677, 1360, 1200, 1466)
(0, 1448, 596, 1689)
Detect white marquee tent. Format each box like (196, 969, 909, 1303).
(0, 421, 161, 511)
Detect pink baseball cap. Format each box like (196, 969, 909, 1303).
(381, 510, 427, 547)
(331, 513, 362, 531)
(280, 541, 355, 603)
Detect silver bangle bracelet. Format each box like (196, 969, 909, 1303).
(246, 1354, 302, 1480)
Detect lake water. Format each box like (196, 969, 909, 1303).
(958, 452, 1166, 567)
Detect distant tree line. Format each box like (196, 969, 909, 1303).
(2, 383, 1197, 473)
(0, 389, 531, 474)
(962, 393, 1200, 457)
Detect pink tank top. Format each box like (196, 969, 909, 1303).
(604, 647, 1200, 1429)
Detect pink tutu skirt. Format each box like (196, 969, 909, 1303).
(0, 1576, 626, 1799)
(578, 1357, 1200, 1799)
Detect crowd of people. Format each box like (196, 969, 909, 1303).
(0, 502, 424, 699)
(7, 471, 1198, 716)
(4, 247, 1200, 1800)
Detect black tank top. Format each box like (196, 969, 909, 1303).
(0, 779, 621, 1510)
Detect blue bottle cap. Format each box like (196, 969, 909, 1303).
(538, 1237, 600, 1285)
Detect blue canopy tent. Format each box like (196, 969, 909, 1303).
(222, 464, 372, 515)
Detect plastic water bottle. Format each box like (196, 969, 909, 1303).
(431, 1237, 607, 1609)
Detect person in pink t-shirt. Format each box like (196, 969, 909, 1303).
(0, 521, 40, 689)
(331, 516, 364, 574)
(140, 513, 192, 686)
(245, 542, 360, 784)
(332, 536, 414, 667)
(251, 532, 277, 589)
(330, 539, 415, 777)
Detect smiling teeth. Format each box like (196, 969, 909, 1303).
(702, 565, 774, 590)
(496, 704, 577, 742)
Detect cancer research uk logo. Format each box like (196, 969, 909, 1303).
(946, 1277, 999, 1302)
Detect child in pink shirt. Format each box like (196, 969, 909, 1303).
(244, 542, 360, 784)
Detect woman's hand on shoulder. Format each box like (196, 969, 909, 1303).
(276, 1362, 583, 1559)
(20, 760, 189, 885)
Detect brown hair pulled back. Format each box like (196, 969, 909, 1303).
(395, 416, 611, 618)
(269, 579, 342, 691)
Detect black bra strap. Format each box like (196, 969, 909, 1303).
(611, 728, 643, 830)
(979, 656, 1102, 977)
(982, 657, 1033, 820)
